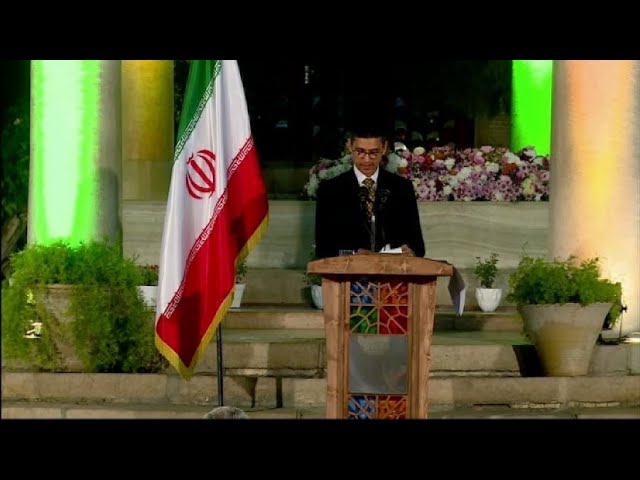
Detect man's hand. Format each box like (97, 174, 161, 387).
(400, 244, 415, 256)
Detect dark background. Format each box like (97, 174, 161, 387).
(1, 60, 511, 165)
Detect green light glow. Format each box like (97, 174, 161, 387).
(511, 60, 553, 155)
(30, 60, 101, 246)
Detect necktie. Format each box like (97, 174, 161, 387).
(363, 177, 376, 220)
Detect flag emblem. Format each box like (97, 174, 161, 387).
(186, 149, 216, 199)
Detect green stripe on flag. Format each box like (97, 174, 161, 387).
(174, 60, 222, 161)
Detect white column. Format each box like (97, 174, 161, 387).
(550, 60, 640, 335)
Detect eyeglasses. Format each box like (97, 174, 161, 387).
(353, 148, 382, 159)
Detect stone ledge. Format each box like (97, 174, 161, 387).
(3, 372, 638, 409)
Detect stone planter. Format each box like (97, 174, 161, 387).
(519, 302, 611, 376)
(31, 284, 83, 371)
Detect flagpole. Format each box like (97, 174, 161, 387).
(216, 323, 224, 406)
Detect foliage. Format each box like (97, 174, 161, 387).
(236, 257, 248, 283)
(137, 264, 159, 286)
(507, 256, 623, 326)
(1, 101, 30, 223)
(1, 241, 167, 372)
(1, 101, 30, 280)
(474, 253, 499, 289)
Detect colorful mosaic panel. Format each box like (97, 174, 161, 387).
(379, 306, 408, 334)
(349, 306, 378, 334)
(347, 395, 407, 419)
(349, 279, 408, 335)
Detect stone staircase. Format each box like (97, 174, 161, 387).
(3, 306, 639, 419)
(3, 200, 639, 418)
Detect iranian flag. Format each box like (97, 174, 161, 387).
(155, 60, 268, 380)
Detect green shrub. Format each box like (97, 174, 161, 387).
(1, 241, 167, 372)
(507, 256, 623, 326)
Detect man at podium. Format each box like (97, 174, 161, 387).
(315, 123, 425, 259)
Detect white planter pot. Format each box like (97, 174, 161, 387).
(137, 285, 157, 310)
(231, 283, 245, 309)
(475, 288, 502, 312)
(311, 284, 323, 309)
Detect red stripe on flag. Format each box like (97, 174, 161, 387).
(156, 142, 268, 370)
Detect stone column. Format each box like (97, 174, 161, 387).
(550, 60, 640, 335)
(28, 60, 122, 247)
(121, 60, 174, 201)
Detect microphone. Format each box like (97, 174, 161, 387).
(376, 188, 391, 210)
(358, 185, 369, 209)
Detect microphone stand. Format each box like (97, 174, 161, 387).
(370, 214, 376, 252)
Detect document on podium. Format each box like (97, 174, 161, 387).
(447, 266, 466, 316)
(379, 244, 403, 254)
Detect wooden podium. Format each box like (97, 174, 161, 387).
(307, 254, 453, 419)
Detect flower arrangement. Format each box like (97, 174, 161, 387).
(302, 145, 550, 202)
(302, 153, 353, 199)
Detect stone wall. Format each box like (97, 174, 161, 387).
(124, 200, 549, 270)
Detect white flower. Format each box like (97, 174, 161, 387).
(486, 162, 500, 173)
(444, 158, 456, 170)
(522, 177, 534, 196)
(306, 176, 319, 197)
(443, 185, 452, 195)
(413, 146, 426, 155)
(505, 151, 522, 165)
(385, 152, 408, 173)
(458, 166, 472, 181)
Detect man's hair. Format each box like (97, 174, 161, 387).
(348, 122, 389, 142)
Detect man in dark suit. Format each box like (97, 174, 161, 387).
(315, 125, 425, 259)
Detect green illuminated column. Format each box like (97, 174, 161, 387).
(510, 60, 553, 155)
(29, 60, 122, 247)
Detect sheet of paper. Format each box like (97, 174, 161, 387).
(379, 244, 403, 254)
(447, 266, 466, 316)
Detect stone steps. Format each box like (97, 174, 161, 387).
(224, 305, 523, 331)
(3, 400, 639, 419)
(3, 372, 639, 410)
(190, 330, 637, 378)
(4, 304, 636, 377)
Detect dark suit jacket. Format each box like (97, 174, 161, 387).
(315, 168, 425, 259)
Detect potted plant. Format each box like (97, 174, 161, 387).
(507, 255, 622, 376)
(304, 245, 323, 309)
(474, 252, 501, 312)
(1, 240, 166, 373)
(231, 257, 248, 309)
